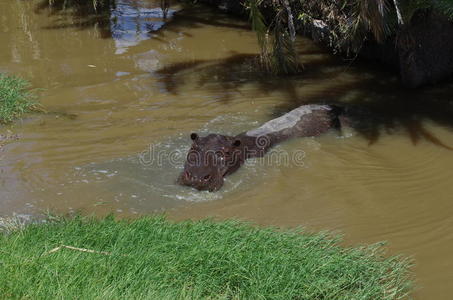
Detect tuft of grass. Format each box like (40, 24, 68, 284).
(0, 74, 38, 124)
(0, 216, 412, 299)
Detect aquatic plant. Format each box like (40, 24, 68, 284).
(0, 74, 37, 124)
(0, 215, 412, 299)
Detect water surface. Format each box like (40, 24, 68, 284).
(1, 1, 453, 299)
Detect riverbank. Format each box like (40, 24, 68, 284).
(0, 215, 412, 299)
(189, 0, 453, 87)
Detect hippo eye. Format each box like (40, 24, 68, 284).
(204, 174, 211, 180)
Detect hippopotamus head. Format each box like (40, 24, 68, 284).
(178, 133, 243, 191)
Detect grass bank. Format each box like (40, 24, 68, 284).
(0, 74, 37, 123)
(0, 216, 411, 299)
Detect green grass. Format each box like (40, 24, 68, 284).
(0, 74, 37, 123)
(0, 216, 412, 299)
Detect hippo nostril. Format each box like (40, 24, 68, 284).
(204, 174, 211, 181)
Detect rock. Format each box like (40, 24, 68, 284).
(397, 10, 453, 87)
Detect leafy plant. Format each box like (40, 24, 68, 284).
(247, 0, 300, 75)
(248, 0, 453, 65)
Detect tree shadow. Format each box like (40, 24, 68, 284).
(33, 0, 453, 150)
(154, 48, 345, 99)
(34, 0, 115, 37)
(34, 0, 175, 40)
(270, 62, 453, 150)
(344, 88, 453, 150)
(155, 50, 453, 150)
(155, 4, 251, 33)
(155, 54, 298, 103)
(145, 4, 252, 53)
(33, 1, 248, 41)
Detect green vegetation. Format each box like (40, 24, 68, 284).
(247, 0, 453, 73)
(291, 0, 453, 52)
(0, 74, 37, 123)
(0, 216, 412, 299)
(248, 0, 300, 74)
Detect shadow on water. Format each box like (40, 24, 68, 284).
(33, 1, 239, 42)
(154, 5, 251, 33)
(155, 50, 453, 150)
(34, 0, 175, 41)
(34, 0, 115, 37)
(155, 53, 261, 99)
(32, 0, 453, 149)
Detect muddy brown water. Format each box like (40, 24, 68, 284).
(1, 0, 453, 298)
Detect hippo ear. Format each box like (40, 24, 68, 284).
(232, 139, 241, 147)
(190, 133, 199, 141)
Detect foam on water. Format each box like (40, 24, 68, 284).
(64, 113, 273, 211)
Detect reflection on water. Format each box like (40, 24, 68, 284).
(1, 0, 453, 299)
(111, 0, 176, 54)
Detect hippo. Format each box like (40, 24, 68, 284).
(178, 104, 343, 191)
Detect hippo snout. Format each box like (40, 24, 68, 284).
(178, 169, 223, 192)
(178, 133, 245, 192)
(183, 170, 212, 184)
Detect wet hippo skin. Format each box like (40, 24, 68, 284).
(178, 104, 342, 191)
